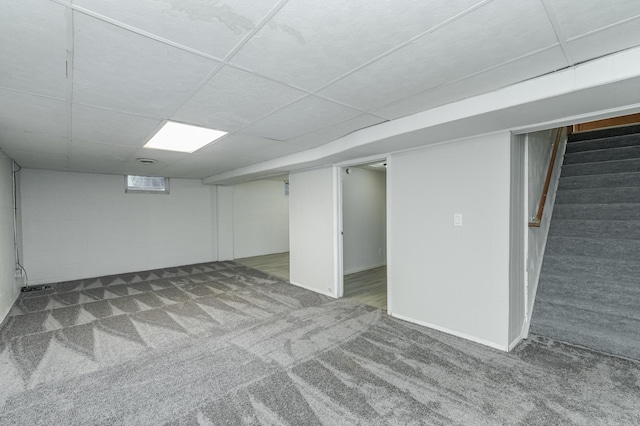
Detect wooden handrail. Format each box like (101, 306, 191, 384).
(529, 128, 563, 228)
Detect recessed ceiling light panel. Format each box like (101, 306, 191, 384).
(144, 121, 227, 153)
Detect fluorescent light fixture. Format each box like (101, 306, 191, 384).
(144, 121, 227, 153)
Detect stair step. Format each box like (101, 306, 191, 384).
(558, 171, 640, 190)
(555, 186, 640, 204)
(552, 203, 640, 221)
(548, 219, 640, 240)
(561, 158, 640, 177)
(545, 236, 640, 261)
(565, 145, 640, 165)
(530, 301, 640, 360)
(535, 289, 640, 321)
(537, 273, 640, 301)
(540, 255, 640, 286)
(568, 123, 640, 142)
(564, 145, 640, 165)
(536, 273, 640, 323)
(565, 134, 640, 154)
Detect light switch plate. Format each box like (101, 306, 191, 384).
(454, 214, 463, 227)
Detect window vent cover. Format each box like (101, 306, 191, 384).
(125, 175, 169, 194)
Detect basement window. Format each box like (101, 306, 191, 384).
(125, 175, 170, 194)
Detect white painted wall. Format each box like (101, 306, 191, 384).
(388, 133, 512, 350)
(509, 135, 526, 348)
(0, 153, 19, 323)
(342, 167, 386, 274)
(21, 169, 217, 284)
(216, 186, 234, 261)
(525, 128, 567, 331)
(233, 180, 289, 259)
(289, 167, 337, 297)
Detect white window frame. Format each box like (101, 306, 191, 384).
(125, 175, 170, 194)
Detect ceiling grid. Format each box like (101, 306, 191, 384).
(0, 0, 639, 178)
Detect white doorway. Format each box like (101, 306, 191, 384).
(337, 160, 388, 310)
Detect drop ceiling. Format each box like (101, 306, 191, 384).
(1, 0, 640, 179)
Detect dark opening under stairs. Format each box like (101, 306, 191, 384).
(530, 124, 640, 361)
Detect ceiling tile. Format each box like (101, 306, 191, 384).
(70, 140, 138, 161)
(241, 96, 362, 141)
(161, 155, 239, 174)
(0, 90, 69, 138)
(375, 46, 568, 119)
(131, 147, 190, 164)
(156, 133, 291, 177)
(67, 156, 122, 175)
(7, 151, 69, 171)
(319, 0, 558, 111)
(242, 147, 299, 164)
(548, 0, 640, 40)
(288, 114, 387, 149)
(231, 0, 484, 90)
(566, 16, 640, 64)
(73, 12, 220, 117)
(172, 66, 305, 132)
(151, 164, 206, 179)
(0, 0, 68, 98)
(0, 131, 69, 156)
(72, 104, 162, 147)
(197, 133, 286, 157)
(112, 159, 178, 177)
(74, 0, 279, 59)
(161, 155, 252, 178)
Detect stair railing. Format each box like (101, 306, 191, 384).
(528, 127, 564, 228)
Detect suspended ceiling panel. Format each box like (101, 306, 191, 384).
(73, 0, 280, 59)
(566, 16, 640, 63)
(375, 46, 568, 119)
(172, 66, 305, 132)
(73, 12, 220, 117)
(0, 131, 69, 157)
(288, 114, 388, 149)
(71, 104, 162, 147)
(231, 0, 484, 91)
(319, 0, 560, 111)
(8, 151, 70, 171)
(241, 95, 362, 141)
(1, 0, 640, 179)
(0, 90, 69, 140)
(0, 0, 68, 99)
(547, 0, 640, 39)
(202, 133, 285, 156)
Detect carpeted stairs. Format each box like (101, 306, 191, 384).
(530, 124, 640, 360)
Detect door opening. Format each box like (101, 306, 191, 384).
(338, 161, 388, 310)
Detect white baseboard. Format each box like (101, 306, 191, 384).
(391, 313, 509, 352)
(289, 280, 337, 298)
(343, 262, 386, 275)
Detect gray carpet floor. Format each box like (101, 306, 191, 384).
(531, 128, 640, 360)
(1, 261, 639, 425)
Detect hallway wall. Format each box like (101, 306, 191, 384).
(233, 179, 289, 259)
(0, 153, 18, 324)
(289, 167, 337, 297)
(388, 133, 512, 350)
